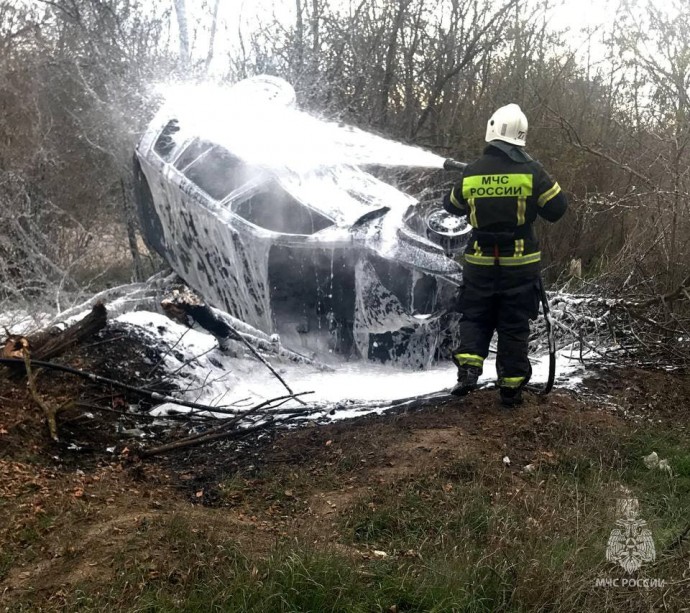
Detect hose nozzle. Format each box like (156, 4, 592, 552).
(443, 158, 466, 171)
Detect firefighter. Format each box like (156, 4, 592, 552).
(443, 103, 567, 406)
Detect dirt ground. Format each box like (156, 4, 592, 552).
(0, 328, 689, 610)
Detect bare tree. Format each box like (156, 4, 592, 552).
(205, 0, 221, 72)
(173, 0, 190, 69)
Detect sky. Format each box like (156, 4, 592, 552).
(212, 0, 619, 32)
(179, 0, 623, 74)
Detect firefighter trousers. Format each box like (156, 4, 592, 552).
(453, 274, 540, 389)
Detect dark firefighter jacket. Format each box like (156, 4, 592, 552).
(443, 141, 567, 279)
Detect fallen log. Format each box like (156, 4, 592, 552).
(44, 271, 176, 327)
(1, 303, 106, 439)
(2, 302, 107, 371)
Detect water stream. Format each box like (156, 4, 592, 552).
(158, 76, 447, 173)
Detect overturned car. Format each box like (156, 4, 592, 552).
(134, 77, 468, 367)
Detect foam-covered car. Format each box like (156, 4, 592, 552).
(133, 77, 467, 367)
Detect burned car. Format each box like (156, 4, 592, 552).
(134, 77, 467, 367)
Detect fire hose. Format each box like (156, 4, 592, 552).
(438, 158, 556, 396)
(528, 277, 556, 396)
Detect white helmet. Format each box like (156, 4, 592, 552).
(485, 103, 528, 147)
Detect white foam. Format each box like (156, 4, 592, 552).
(115, 311, 588, 421)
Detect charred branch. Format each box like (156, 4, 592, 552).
(160, 290, 333, 371)
(31, 302, 107, 361)
(0, 355, 312, 418)
(161, 293, 305, 403)
(137, 392, 313, 458)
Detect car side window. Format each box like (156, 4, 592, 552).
(175, 139, 251, 201)
(174, 139, 213, 172)
(153, 120, 180, 161)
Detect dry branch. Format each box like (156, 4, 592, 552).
(21, 348, 72, 440)
(45, 273, 175, 327)
(543, 103, 655, 188)
(0, 355, 309, 417)
(617, 275, 690, 310)
(138, 392, 313, 458)
(545, 283, 690, 366)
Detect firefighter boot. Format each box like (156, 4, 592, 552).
(451, 366, 481, 397)
(499, 386, 523, 407)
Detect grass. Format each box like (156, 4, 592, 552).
(0, 551, 14, 583)
(2, 420, 688, 612)
(56, 440, 686, 610)
(346, 480, 494, 549)
(64, 537, 518, 612)
(615, 429, 690, 554)
(2, 510, 58, 578)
